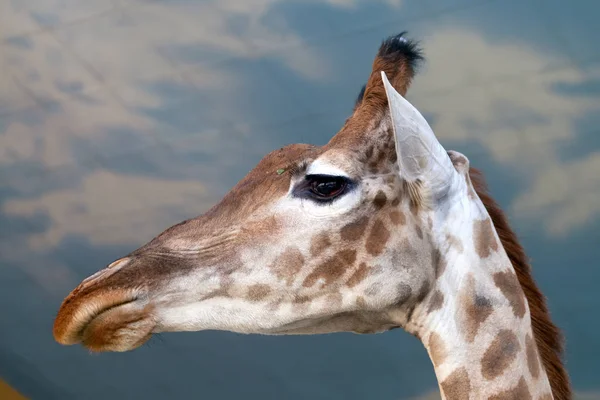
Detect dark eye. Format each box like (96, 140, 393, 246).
(293, 174, 353, 203)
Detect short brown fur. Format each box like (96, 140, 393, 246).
(488, 377, 532, 400)
(440, 367, 471, 400)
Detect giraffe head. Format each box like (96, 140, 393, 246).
(54, 34, 491, 353)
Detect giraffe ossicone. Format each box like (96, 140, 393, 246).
(53, 32, 570, 400)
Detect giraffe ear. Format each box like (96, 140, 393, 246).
(381, 71, 456, 199)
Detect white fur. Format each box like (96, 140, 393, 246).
(306, 159, 350, 178)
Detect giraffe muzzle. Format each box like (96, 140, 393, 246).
(53, 259, 157, 352)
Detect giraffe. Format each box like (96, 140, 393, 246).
(52, 33, 571, 400)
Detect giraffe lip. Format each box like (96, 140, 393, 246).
(77, 298, 138, 338)
(79, 298, 156, 352)
(53, 288, 153, 352)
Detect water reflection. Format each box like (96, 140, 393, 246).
(1, 0, 599, 398)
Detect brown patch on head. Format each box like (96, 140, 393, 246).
(310, 232, 331, 257)
(493, 270, 527, 318)
(427, 290, 444, 313)
(242, 216, 281, 239)
(269, 247, 305, 286)
(458, 275, 493, 342)
(526, 333, 540, 379)
(481, 329, 521, 380)
(365, 219, 390, 256)
(340, 216, 369, 242)
(373, 190, 388, 209)
(346, 262, 371, 288)
(246, 284, 271, 302)
(488, 377, 532, 400)
(473, 218, 499, 258)
(469, 168, 570, 400)
(428, 332, 447, 367)
(440, 367, 471, 400)
(389, 210, 405, 225)
(303, 249, 356, 288)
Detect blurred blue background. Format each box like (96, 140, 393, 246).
(1, 0, 599, 398)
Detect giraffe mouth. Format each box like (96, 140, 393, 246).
(53, 290, 157, 352)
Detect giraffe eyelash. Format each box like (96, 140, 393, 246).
(292, 174, 355, 204)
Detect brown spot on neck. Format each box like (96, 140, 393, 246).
(365, 219, 390, 256)
(493, 270, 526, 318)
(458, 275, 493, 342)
(440, 367, 471, 400)
(488, 377, 532, 400)
(481, 330, 521, 380)
(473, 218, 499, 258)
(446, 233, 464, 253)
(428, 332, 447, 367)
(526, 334, 541, 379)
(303, 249, 356, 287)
(427, 290, 444, 313)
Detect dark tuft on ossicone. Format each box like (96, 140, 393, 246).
(377, 31, 424, 72)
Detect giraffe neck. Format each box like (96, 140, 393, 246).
(407, 215, 554, 399)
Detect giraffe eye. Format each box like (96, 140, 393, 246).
(294, 174, 353, 203)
